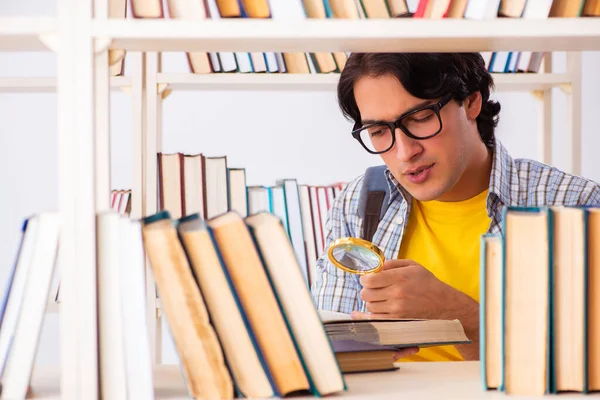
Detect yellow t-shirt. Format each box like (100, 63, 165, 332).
(397, 188, 491, 362)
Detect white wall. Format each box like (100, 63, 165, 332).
(1, 0, 600, 366)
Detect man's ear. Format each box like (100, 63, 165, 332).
(464, 92, 482, 120)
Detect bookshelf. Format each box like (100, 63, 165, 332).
(157, 71, 573, 92)
(95, 18, 600, 52)
(0, 76, 132, 93)
(0, 17, 56, 51)
(2, 0, 600, 396)
(24, 360, 600, 399)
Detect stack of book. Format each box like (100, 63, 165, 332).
(480, 206, 600, 396)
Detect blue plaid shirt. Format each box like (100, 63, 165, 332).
(311, 139, 600, 313)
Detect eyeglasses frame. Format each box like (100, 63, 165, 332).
(351, 93, 454, 155)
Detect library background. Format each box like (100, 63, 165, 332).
(1, 0, 600, 399)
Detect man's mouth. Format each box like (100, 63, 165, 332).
(404, 164, 434, 176)
(403, 163, 435, 184)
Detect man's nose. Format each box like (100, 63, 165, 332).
(392, 128, 423, 163)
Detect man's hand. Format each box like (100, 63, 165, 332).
(350, 259, 480, 360)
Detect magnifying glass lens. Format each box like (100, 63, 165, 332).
(327, 238, 385, 275)
(332, 245, 381, 273)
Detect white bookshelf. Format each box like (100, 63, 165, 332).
(0, 17, 56, 51)
(2, 0, 600, 396)
(94, 18, 600, 52)
(0, 76, 131, 93)
(156, 72, 573, 92)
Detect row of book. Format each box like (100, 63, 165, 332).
(480, 206, 600, 396)
(0, 205, 472, 398)
(113, 0, 600, 77)
(157, 152, 346, 289)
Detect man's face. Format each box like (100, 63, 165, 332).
(353, 74, 480, 202)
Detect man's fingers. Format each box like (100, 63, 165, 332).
(360, 285, 398, 303)
(382, 259, 415, 271)
(350, 311, 370, 320)
(360, 269, 396, 289)
(365, 300, 391, 314)
(392, 347, 419, 361)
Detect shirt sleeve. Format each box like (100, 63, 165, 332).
(311, 178, 365, 314)
(583, 183, 600, 205)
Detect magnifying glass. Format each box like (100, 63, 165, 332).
(327, 237, 385, 275)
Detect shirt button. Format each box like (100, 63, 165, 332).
(396, 216, 404, 225)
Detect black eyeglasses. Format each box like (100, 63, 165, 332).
(351, 93, 453, 155)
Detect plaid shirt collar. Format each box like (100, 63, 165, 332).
(382, 139, 516, 231)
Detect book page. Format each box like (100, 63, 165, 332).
(318, 309, 352, 323)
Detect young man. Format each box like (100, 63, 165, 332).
(311, 53, 600, 362)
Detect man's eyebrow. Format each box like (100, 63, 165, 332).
(360, 99, 436, 125)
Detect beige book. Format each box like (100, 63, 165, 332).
(208, 211, 310, 396)
(130, 0, 164, 17)
(481, 234, 503, 390)
(583, 0, 600, 15)
(142, 213, 233, 400)
(552, 207, 586, 392)
(158, 153, 184, 220)
(588, 209, 600, 391)
(445, 0, 468, 18)
(329, 0, 361, 18)
(549, 0, 585, 17)
(283, 53, 310, 73)
(504, 208, 550, 396)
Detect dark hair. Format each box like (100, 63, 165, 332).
(337, 53, 501, 147)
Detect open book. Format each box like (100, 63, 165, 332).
(317, 309, 471, 372)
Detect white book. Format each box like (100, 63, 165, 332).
(2, 213, 60, 399)
(204, 156, 228, 219)
(120, 219, 154, 400)
(98, 212, 128, 400)
(264, 52, 279, 72)
(281, 179, 309, 287)
(235, 52, 254, 73)
(464, 0, 501, 19)
(310, 186, 325, 257)
(247, 186, 271, 215)
(0, 218, 40, 378)
(298, 185, 318, 287)
(183, 154, 205, 217)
